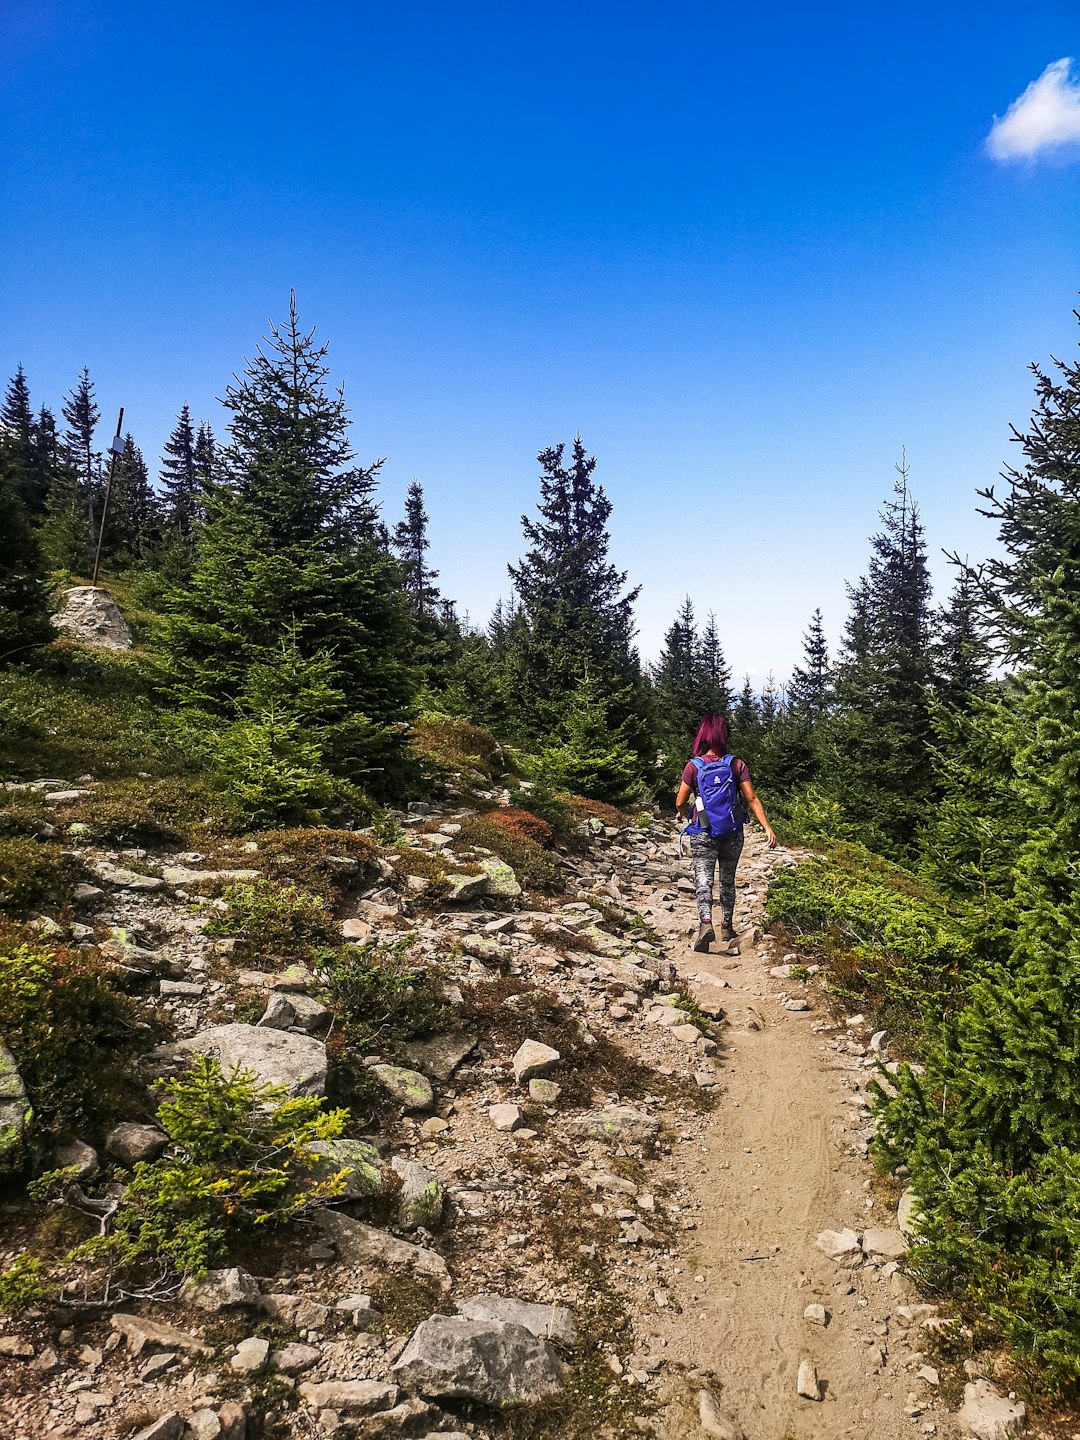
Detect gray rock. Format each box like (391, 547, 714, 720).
(256, 992, 331, 1033)
(44, 788, 92, 805)
(401, 1033, 477, 1082)
(261, 1293, 329, 1330)
(105, 1122, 168, 1165)
(272, 1342, 319, 1374)
(132, 1417, 185, 1440)
(152, 1023, 327, 1097)
(392, 1156, 444, 1230)
(314, 1210, 451, 1290)
(230, 1335, 270, 1373)
(489, 1103, 523, 1133)
(862, 1226, 908, 1262)
(528, 1078, 561, 1105)
(814, 1228, 863, 1263)
(371, 1063, 434, 1111)
(796, 1358, 822, 1401)
(478, 857, 522, 899)
(567, 1105, 659, 1145)
(110, 1313, 211, 1357)
(0, 1044, 31, 1173)
(897, 1186, 923, 1240)
(512, 1040, 560, 1084)
(392, 1315, 566, 1407)
(456, 1294, 576, 1345)
(90, 860, 164, 892)
(160, 865, 259, 887)
(446, 872, 489, 903)
(53, 585, 133, 650)
(957, 1380, 1027, 1439)
(187, 1267, 261, 1312)
(698, 1387, 746, 1439)
(334, 1294, 383, 1330)
(310, 1137, 385, 1199)
(802, 1303, 828, 1326)
(298, 1380, 399, 1413)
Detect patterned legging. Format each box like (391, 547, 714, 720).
(690, 828, 745, 925)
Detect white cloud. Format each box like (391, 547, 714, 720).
(988, 57, 1080, 161)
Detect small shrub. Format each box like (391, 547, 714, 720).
(205, 880, 338, 954)
(455, 817, 559, 892)
(566, 795, 633, 828)
(477, 807, 554, 848)
(388, 847, 454, 901)
(0, 937, 149, 1137)
(0, 838, 71, 916)
(324, 937, 450, 1055)
(54, 776, 234, 848)
(411, 712, 504, 783)
(245, 827, 377, 903)
(0, 1254, 48, 1315)
(64, 1059, 350, 1288)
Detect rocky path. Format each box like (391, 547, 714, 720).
(634, 828, 961, 1440)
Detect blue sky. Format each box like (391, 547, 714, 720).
(3, 1, 1080, 678)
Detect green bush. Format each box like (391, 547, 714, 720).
(765, 850, 976, 1039)
(0, 937, 148, 1137)
(54, 776, 235, 847)
(0, 839, 71, 916)
(0, 1255, 49, 1315)
(324, 937, 450, 1055)
(44, 1058, 350, 1288)
(205, 879, 338, 954)
(411, 712, 504, 784)
(456, 816, 559, 892)
(244, 827, 377, 903)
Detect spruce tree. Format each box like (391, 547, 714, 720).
(788, 608, 831, 725)
(193, 421, 218, 493)
(0, 448, 54, 661)
(506, 435, 644, 748)
(160, 404, 201, 539)
(158, 295, 415, 808)
(101, 436, 159, 561)
(696, 612, 733, 715)
(393, 479, 441, 618)
(823, 461, 934, 853)
(61, 368, 101, 538)
(933, 570, 992, 711)
(0, 367, 49, 515)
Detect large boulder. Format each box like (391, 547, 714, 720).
(151, 1024, 326, 1097)
(53, 586, 133, 651)
(0, 1044, 31, 1173)
(393, 1314, 565, 1407)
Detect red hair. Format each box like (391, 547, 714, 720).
(693, 712, 730, 756)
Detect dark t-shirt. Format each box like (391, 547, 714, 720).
(682, 754, 750, 790)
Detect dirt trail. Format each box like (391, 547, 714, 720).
(642, 828, 951, 1440)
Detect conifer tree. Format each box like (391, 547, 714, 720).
(193, 421, 218, 493)
(824, 460, 934, 853)
(788, 609, 831, 725)
(393, 479, 440, 618)
(101, 436, 159, 560)
(38, 464, 93, 575)
(160, 405, 201, 539)
(933, 571, 992, 711)
(696, 612, 733, 715)
(158, 295, 414, 807)
(506, 435, 644, 749)
(1, 367, 50, 515)
(61, 368, 101, 536)
(0, 448, 53, 661)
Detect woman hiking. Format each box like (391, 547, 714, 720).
(675, 712, 777, 952)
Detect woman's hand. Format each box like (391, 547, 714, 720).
(764, 826, 778, 849)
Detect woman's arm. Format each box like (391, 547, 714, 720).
(675, 780, 693, 822)
(739, 780, 778, 848)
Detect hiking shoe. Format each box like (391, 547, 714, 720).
(720, 924, 737, 943)
(693, 921, 715, 952)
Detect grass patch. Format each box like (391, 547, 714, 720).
(455, 818, 560, 892)
(54, 776, 236, 848)
(205, 880, 338, 956)
(0, 838, 73, 917)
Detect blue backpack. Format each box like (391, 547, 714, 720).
(684, 755, 744, 838)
